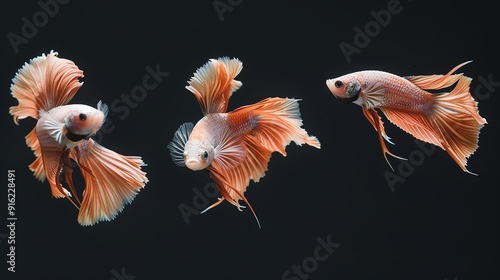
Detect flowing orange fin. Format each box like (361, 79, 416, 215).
(71, 139, 148, 226)
(405, 61, 472, 90)
(432, 76, 486, 174)
(200, 197, 225, 214)
(35, 117, 71, 198)
(213, 133, 272, 200)
(186, 57, 242, 115)
(231, 97, 321, 155)
(203, 118, 273, 226)
(207, 160, 263, 228)
(25, 127, 46, 181)
(9, 51, 83, 124)
(362, 106, 394, 145)
(362, 107, 407, 171)
(380, 76, 486, 174)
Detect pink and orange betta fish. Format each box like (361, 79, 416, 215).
(168, 57, 320, 226)
(326, 61, 486, 174)
(9, 51, 148, 225)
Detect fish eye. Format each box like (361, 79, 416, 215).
(79, 113, 87, 121)
(202, 151, 209, 160)
(334, 81, 343, 88)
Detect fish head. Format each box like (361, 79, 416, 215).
(64, 103, 107, 140)
(183, 139, 215, 171)
(326, 73, 362, 105)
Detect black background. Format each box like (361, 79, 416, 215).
(1, 1, 499, 279)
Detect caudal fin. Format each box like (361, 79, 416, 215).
(432, 76, 486, 174)
(233, 97, 321, 155)
(382, 64, 486, 174)
(9, 51, 83, 124)
(71, 139, 148, 226)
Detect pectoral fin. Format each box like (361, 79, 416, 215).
(207, 135, 271, 228)
(35, 117, 70, 198)
(167, 122, 194, 167)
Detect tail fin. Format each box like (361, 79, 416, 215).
(71, 139, 148, 226)
(432, 76, 486, 174)
(233, 97, 321, 155)
(9, 51, 83, 124)
(382, 73, 486, 174)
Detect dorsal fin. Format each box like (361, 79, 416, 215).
(186, 57, 242, 115)
(9, 51, 84, 124)
(405, 61, 472, 90)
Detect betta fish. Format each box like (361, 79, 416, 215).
(9, 51, 148, 225)
(168, 57, 320, 226)
(326, 61, 486, 174)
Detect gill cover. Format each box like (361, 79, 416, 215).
(338, 81, 361, 104)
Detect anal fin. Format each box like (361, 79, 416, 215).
(362, 107, 407, 171)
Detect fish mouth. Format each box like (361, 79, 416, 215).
(66, 131, 91, 142)
(326, 79, 361, 105)
(335, 94, 359, 105)
(185, 159, 202, 171)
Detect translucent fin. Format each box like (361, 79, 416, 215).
(207, 166, 262, 229)
(380, 76, 485, 174)
(71, 139, 148, 226)
(362, 107, 407, 171)
(186, 57, 242, 115)
(35, 113, 69, 198)
(9, 51, 84, 124)
(231, 97, 321, 155)
(167, 122, 194, 167)
(405, 61, 472, 90)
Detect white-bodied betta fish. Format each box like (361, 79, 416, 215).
(326, 61, 486, 174)
(168, 57, 320, 227)
(9, 51, 148, 226)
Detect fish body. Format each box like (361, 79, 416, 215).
(326, 62, 486, 174)
(169, 58, 320, 226)
(10, 51, 148, 225)
(182, 112, 258, 171)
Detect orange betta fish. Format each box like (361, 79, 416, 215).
(9, 51, 148, 225)
(326, 61, 486, 174)
(168, 57, 320, 226)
